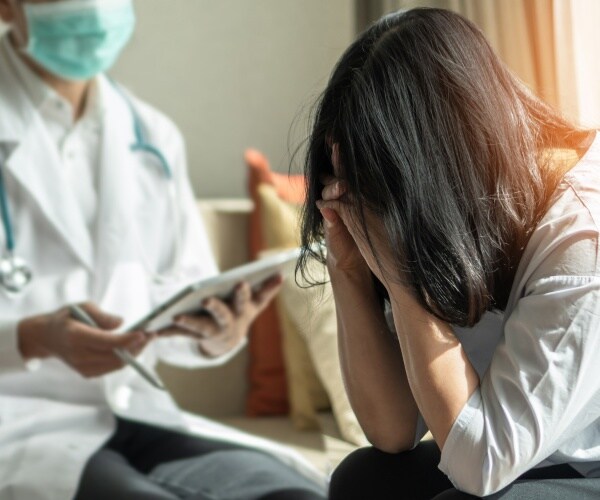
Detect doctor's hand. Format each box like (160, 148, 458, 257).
(158, 276, 283, 358)
(17, 303, 152, 378)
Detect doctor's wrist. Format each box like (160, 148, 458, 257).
(17, 316, 51, 361)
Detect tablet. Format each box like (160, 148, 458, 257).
(129, 247, 302, 332)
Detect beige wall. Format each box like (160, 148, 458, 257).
(110, 0, 355, 198)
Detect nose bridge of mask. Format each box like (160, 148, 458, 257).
(23, 0, 135, 81)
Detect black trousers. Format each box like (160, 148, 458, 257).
(329, 440, 600, 500)
(73, 417, 326, 500)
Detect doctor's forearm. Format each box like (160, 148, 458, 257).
(389, 287, 479, 450)
(17, 316, 50, 361)
(331, 268, 419, 452)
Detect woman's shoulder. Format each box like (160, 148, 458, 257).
(557, 134, 600, 227)
(516, 139, 600, 293)
(541, 134, 600, 243)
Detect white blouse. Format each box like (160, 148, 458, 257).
(433, 132, 600, 496)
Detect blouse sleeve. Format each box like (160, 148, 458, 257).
(439, 274, 600, 496)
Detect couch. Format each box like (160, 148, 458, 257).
(155, 198, 359, 476)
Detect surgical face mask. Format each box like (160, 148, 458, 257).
(20, 0, 135, 81)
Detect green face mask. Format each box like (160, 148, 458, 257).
(22, 0, 136, 81)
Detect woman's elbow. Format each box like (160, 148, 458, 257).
(445, 459, 521, 497)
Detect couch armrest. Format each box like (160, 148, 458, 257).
(197, 198, 254, 271)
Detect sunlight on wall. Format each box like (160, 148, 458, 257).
(565, 0, 600, 127)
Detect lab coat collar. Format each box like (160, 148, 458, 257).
(0, 39, 95, 270)
(0, 36, 36, 144)
(1, 35, 50, 116)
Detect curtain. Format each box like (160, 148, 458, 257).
(355, 0, 600, 126)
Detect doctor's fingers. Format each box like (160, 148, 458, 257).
(76, 302, 123, 329)
(69, 355, 127, 378)
(232, 281, 252, 316)
(60, 344, 128, 377)
(252, 274, 284, 314)
(68, 333, 154, 377)
(196, 334, 239, 359)
(202, 297, 235, 329)
(168, 314, 220, 339)
(71, 325, 149, 352)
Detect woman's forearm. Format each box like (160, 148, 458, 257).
(330, 267, 419, 452)
(389, 286, 479, 450)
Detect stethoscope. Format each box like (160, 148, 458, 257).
(0, 85, 183, 295)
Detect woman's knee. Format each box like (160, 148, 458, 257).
(329, 447, 386, 499)
(329, 441, 450, 500)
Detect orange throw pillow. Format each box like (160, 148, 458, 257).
(245, 148, 306, 416)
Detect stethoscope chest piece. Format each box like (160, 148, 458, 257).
(0, 253, 32, 295)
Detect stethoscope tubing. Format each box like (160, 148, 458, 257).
(0, 162, 15, 253)
(111, 79, 173, 180)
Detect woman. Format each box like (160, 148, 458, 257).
(299, 7, 600, 499)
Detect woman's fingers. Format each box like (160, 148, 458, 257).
(320, 172, 347, 202)
(321, 179, 347, 201)
(318, 199, 367, 243)
(331, 144, 342, 176)
(319, 174, 337, 185)
(316, 199, 349, 227)
(319, 206, 340, 228)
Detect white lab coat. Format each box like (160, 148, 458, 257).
(0, 41, 325, 499)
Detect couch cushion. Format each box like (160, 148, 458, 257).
(245, 148, 305, 416)
(257, 183, 367, 446)
(257, 184, 330, 431)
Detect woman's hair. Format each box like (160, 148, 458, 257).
(298, 7, 587, 327)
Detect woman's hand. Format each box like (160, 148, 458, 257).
(159, 275, 283, 358)
(17, 303, 152, 378)
(317, 174, 370, 276)
(317, 142, 396, 284)
(317, 146, 393, 284)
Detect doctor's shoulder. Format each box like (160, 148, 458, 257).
(130, 95, 184, 151)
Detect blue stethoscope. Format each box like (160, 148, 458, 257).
(0, 86, 181, 295)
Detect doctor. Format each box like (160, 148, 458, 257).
(0, 0, 326, 499)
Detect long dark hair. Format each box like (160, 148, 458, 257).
(298, 8, 588, 327)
